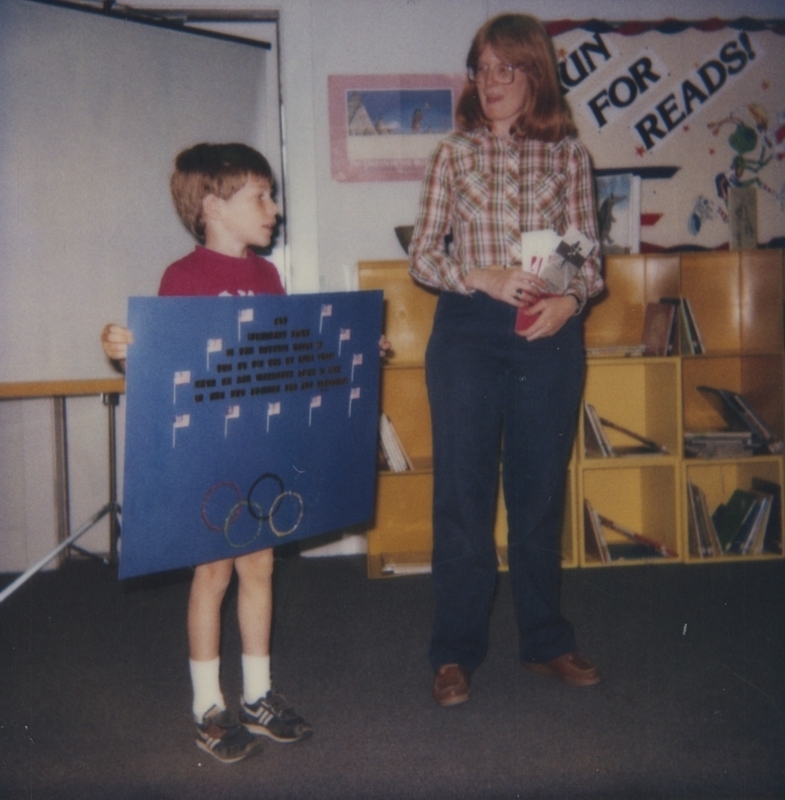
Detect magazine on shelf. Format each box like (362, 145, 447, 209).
(596, 513, 677, 558)
(380, 553, 431, 576)
(681, 298, 705, 354)
(712, 488, 762, 553)
(378, 413, 413, 472)
(687, 481, 723, 558)
(583, 498, 610, 563)
(750, 477, 783, 554)
(696, 386, 784, 454)
(657, 297, 704, 355)
(684, 430, 755, 459)
(583, 403, 667, 457)
(641, 301, 678, 356)
(583, 403, 612, 457)
(585, 344, 646, 358)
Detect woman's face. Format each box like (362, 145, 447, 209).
(475, 45, 527, 137)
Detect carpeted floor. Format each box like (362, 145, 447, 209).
(1, 554, 783, 799)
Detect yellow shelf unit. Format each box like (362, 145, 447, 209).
(583, 250, 784, 566)
(360, 250, 785, 577)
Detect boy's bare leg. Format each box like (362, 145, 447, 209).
(233, 547, 312, 741)
(188, 558, 235, 660)
(188, 558, 235, 721)
(235, 547, 274, 658)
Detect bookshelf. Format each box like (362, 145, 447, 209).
(359, 250, 784, 577)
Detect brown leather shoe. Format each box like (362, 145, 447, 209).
(523, 653, 601, 687)
(432, 664, 470, 706)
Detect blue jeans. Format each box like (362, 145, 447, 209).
(426, 291, 584, 673)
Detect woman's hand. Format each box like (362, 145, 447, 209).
(465, 267, 548, 307)
(101, 323, 133, 366)
(379, 335, 392, 359)
(517, 295, 579, 341)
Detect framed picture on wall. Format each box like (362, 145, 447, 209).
(328, 73, 465, 182)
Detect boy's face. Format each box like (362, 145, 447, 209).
(214, 176, 279, 251)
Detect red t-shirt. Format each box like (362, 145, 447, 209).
(158, 246, 286, 297)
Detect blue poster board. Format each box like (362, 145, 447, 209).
(119, 291, 383, 579)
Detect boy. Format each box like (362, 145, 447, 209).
(102, 143, 311, 764)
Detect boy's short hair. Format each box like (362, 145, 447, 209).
(170, 143, 274, 239)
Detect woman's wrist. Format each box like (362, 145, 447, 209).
(564, 292, 582, 315)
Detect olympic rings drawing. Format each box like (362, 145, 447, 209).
(201, 481, 243, 531)
(201, 473, 305, 548)
(268, 491, 305, 538)
(247, 473, 285, 521)
(224, 501, 265, 548)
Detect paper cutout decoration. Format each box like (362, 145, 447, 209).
(120, 291, 383, 578)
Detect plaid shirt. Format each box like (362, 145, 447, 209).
(409, 129, 603, 312)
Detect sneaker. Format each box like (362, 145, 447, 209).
(239, 691, 313, 742)
(196, 705, 264, 764)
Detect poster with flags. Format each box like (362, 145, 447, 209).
(120, 291, 383, 578)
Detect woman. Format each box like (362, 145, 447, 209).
(409, 13, 604, 707)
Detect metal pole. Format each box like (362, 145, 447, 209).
(0, 503, 114, 605)
(52, 396, 71, 564)
(104, 392, 121, 564)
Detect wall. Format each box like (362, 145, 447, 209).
(134, 0, 785, 294)
(282, 0, 785, 292)
(3, 0, 783, 572)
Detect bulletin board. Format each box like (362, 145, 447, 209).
(548, 19, 785, 251)
(119, 291, 383, 579)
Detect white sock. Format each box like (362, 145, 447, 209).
(242, 654, 271, 705)
(190, 657, 225, 722)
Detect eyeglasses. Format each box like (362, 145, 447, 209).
(467, 63, 521, 85)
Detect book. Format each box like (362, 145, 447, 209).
(684, 430, 755, 459)
(642, 301, 677, 357)
(732, 392, 785, 454)
(658, 297, 683, 354)
(585, 344, 646, 358)
(596, 513, 678, 559)
(682, 298, 705, 354)
(598, 415, 669, 455)
(658, 297, 704, 355)
(702, 482, 780, 556)
(520, 226, 595, 294)
(687, 481, 712, 557)
(730, 491, 772, 555)
(696, 386, 784, 455)
(380, 553, 431, 576)
(583, 498, 610, 563)
(515, 292, 558, 332)
(750, 477, 783, 554)
(584, 403, 667, 457)
(606, 543, 665, 561)
(583, 403, 612, 457)
(595, 172, 641, 256)
(711, 488, 761, 553)
(378, 413, 413, 472)
(697, 481, 723, 556)
(516, 225, 597, 332)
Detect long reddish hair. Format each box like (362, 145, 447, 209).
(455, 13, 576, 142)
